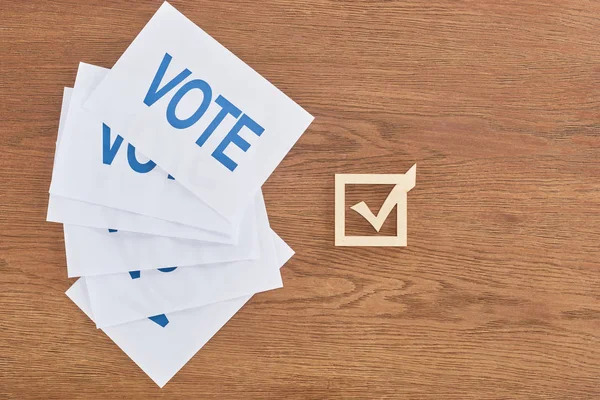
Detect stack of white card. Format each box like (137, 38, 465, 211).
(47, 2, 313, 387)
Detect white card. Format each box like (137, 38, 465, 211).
(49, 194, 233, 243)
(66, 240, 293, 387)
(50, 62, 240, 237)
(48, 88, 232, 243)
(86, 228, 284, 328)
(85, 191, 279, 327)
(67, 279, 248, 388)
(63, 193, 261, 278)
(84, 1, 314, 222)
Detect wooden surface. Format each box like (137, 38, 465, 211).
(1, 0, 599, 398)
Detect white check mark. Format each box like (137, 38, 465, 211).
(350, 185, 401, 232)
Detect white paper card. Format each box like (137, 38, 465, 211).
(66, 240, 293, 387)
(49, 194, 233, 243)
(84, 1, 314, 222)
(86, 228, 284, 328)
(50, 62, 239, 236)
(67, 278, 249, 388)
(48, 88, 232, 243)
(63, 194, 261, 278)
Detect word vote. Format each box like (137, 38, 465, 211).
(143, 52, 265, 172)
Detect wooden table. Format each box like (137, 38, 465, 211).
(1, 1, 599, 398)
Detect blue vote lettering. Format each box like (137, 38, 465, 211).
(196, 95, 241, 147)
(213, 114, 264, 171)
(128, 266, 178, 280)
(102, 123, 124, 165)
(143, 52, 265, 171)
(102, 123, 175, 180)
(127, 144, 156, 173)
(166, 79, 212, 129)
(144, 53, 191, 107)
(148, 314, 169, 328)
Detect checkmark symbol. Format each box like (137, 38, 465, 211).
(350, 185, 401, 232)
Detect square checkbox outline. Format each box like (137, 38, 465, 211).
(334, 165, 416, 247)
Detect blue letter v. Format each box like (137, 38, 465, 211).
(143, 53, 192, 107)
(102, 123, 124, 165)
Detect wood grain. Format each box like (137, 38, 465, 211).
(1, 0, 599, 398)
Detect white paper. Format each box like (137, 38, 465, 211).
(63, 194, 261, 277)
(67, 278, 249, 388)
(50, 62, 239, 237)
(49, 194, 234, 243)
(84, 1, 314, 222)
(86, 227, 284, 328)
(48, 88, 232, 243)
(66, 239, 293, 387)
